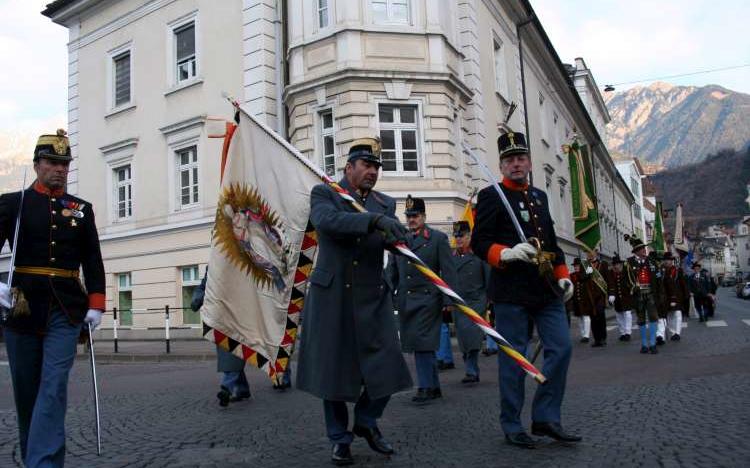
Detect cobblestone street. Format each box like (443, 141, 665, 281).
(2, 287, 749, 467)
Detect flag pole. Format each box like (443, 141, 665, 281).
(225, 97, 546, 384)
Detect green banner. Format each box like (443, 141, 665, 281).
(651, 201, 667, 253)
(565, 140, 601, 252)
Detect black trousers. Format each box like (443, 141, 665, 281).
(590, 305, 608, 344)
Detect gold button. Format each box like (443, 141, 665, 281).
(529, 203, 534, 207)
(353, 260, 359, 266)
(407, 275, 411, 279)
(51, 241, 56, 246)
(51, 198, 56, 202)
(51, 258, 56, 262)
(407, 290, 412, 294)
(52, 225, 57, 229)
(345, 283, 351, 288)
(52, 210, 57, 215)
(50, 273, 56, 277)
(534, 214, 539, 218)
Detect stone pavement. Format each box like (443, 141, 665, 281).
(1, 287, 749, 467)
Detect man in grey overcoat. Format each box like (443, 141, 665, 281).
(296, 138, 413, 466)
(387, 195, 458, 403)
(449, 221, 491, 384)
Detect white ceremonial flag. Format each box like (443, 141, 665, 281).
(202, 108, 320, 380)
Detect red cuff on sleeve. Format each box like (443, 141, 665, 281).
(88, 293, 105, 311)
(487, 243, 508, 268)
(553, 264, 571, 280)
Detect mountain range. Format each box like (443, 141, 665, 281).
(604, 82, 750, 168)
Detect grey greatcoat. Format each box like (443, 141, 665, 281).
(387, 225, 458, 352)
(296, 179, 412, 402)
(451, 251, 491, 354)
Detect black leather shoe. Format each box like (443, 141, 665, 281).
(217, 386, 231, 407)
(580, 337, 590, 343)
(618, 335, 626, 342)
(230, 390, 252, 402)
(591, 341, 605, 348)
(353, 425, 394, 455)
(461, 374, 480, 384)
(437, 361, 455, 370)
(671, 334, 681, 341)
(412, 388, 431, 403)
(504, 431, 537, 449)
(531, 422, 582, 442)
(656, 336, 665, 345)
(331, 443, 353, 466)
(429, 387, 443, 399)
(624, 334, 632, 341)
(649, 346, 659, 354)
(640, 346, 649, 354)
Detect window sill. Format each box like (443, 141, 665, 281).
(105, 103, 136, 119)
(164, 77, 204, 97)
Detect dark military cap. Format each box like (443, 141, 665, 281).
(661, 251, 675, 260)
(34, 129, 72, 162)
(572, 257, 582, 266)
(452, 221, 471, 237)
(691, 262, 702, 269)
(624, 234, 647, 253)
(497, 131, 529, 159)
(611, 253, 623, 264)
(347, 137, 382, 167)
(404, 194, 426, 216)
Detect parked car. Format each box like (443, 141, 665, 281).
(736, 281, 750, 299)
(722, 277, 736, 287)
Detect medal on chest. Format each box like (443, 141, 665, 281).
(59, 199, 85, 219)
(520, 210, 530, 222)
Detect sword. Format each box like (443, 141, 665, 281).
(88, 323, 102, 455)
(1, 169, 27, 323)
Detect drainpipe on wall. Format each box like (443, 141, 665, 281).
(275, 0, 287, 139)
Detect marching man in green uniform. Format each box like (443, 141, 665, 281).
(0, 130, 105, 467)
(296, 138, 413, 466)
(387, 195, 458, 403)
(448, 220, 490, 384)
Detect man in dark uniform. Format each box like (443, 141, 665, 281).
(570, 258, 600, 344)
(606, 254, 634, 341)
(0, 130, 105, 467)
(296, 138, 413, 466)
(623, 235, 663, 354)
(449, 220, 490, 384)
(585, 250, 609, 347)
(660, 252, 689, 341)
(471, 131, 579, 449)
(688, 262, 709, 322)
(387, 195, 458, 403)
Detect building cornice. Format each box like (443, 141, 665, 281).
(99, 215, 214, 242)
(284, 69, 473, 103)
(158, 115, 206, 136)
(99, 137, 138, 155)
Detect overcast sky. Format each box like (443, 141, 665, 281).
(1, 0, 749, 170)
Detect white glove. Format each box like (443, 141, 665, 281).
(0, 282, 10, 309)
(608, 295, 615, 306)
(559, 278, 574, 302)
(84, 309, 103, 330)
(585, 266, 594, 274)
(500, 243, 537, 264)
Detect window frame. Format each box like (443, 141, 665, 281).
(317, 0, 331, 29)
(167, 11, 200, 88)
(180, 265, 201, 325)
(317, 108, 336, 177)
(116, 272, 133, 326)
(376, 101, 424, 177)
(175, 144, 200, 210)
(371, 0, 411, 25)
(113, 164, 133, 221)
(492, 33, 509, 100)
(106, 42, 133, 112)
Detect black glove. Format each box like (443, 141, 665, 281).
(371, 214, 407, 243)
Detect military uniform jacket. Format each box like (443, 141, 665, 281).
(570, 271, 599, 317)
(387, 224, 458, 352)
(662, 266, 690, 313)
(451, 250, 490, 353)
(0, 182, 105, 334)
(607, 269, 634, 312)
(295, 179, 412, 402)
(471, 179, 569, 308)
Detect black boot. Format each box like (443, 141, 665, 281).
(331, 444, 353, 466)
